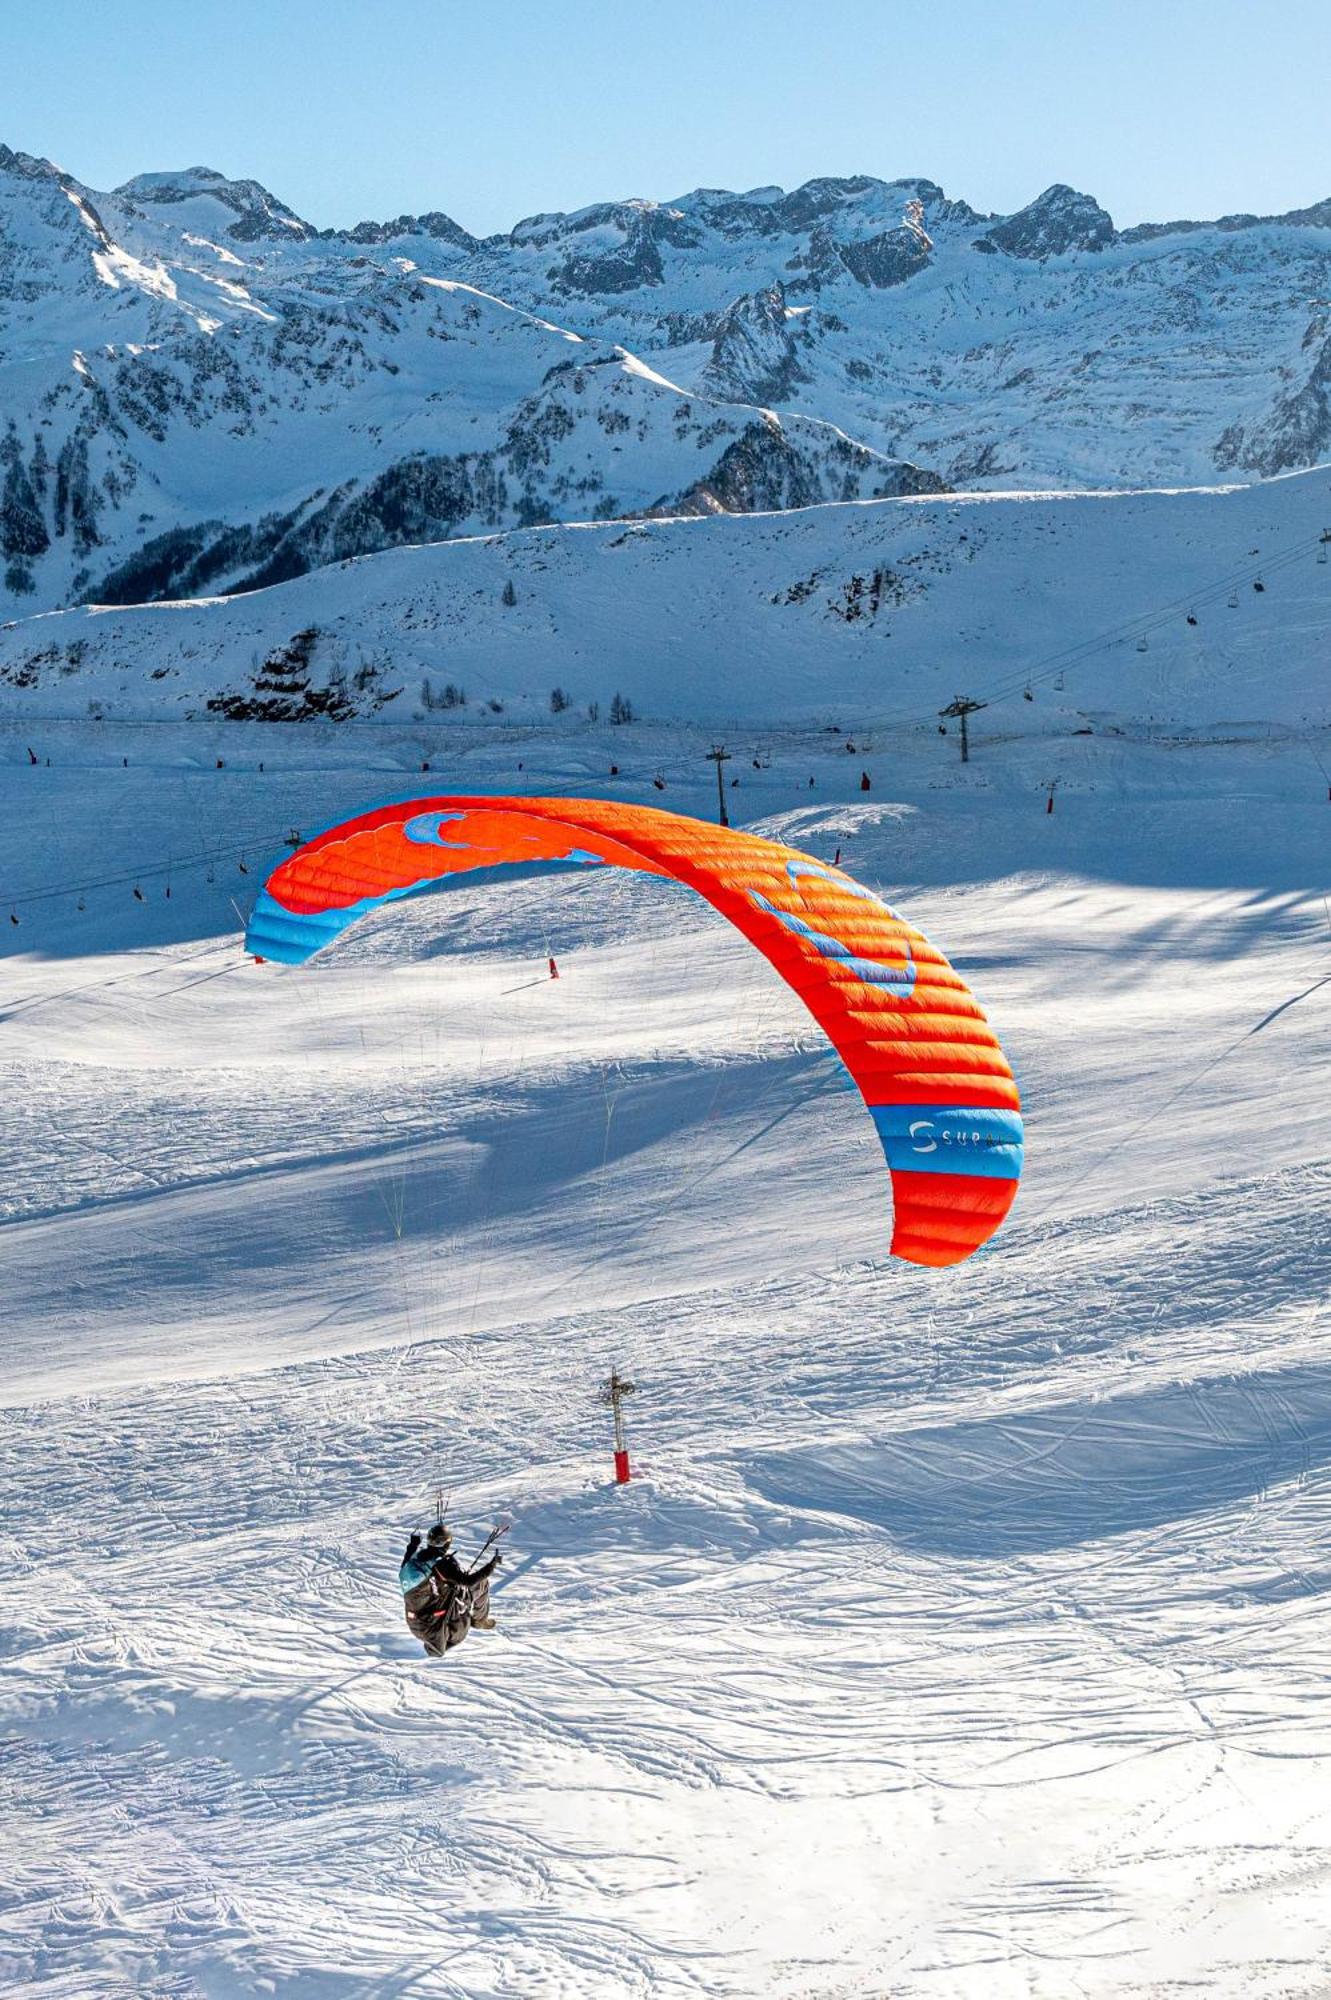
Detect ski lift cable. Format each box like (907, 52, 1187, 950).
(966, 527, 1327, 715)
(1024, 942, 1331, 1233)
(0, 778, 318, 913)
(0, 748, 716, 918)
(0, 837, 256, 911)
(871, 521, 1329, 731)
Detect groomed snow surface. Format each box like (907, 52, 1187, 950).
(2, 719, 1329, 1996)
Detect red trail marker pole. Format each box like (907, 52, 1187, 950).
(599, 1366, 636, 1484)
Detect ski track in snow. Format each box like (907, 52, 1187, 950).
(1, 731, 1329, 1997)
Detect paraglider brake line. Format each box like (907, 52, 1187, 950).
(532, 1065, 845, 1315)
(472, 1521, 510, 1563)
(1027, 948, 1331, 1228)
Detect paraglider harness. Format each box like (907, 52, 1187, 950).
(404, 1522, 508, 1651)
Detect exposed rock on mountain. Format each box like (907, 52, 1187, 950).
(700, 283, 809, 403)
(512, 200, 702, 294)
(982, 184, 1116, 259)
(1215, 327, 1331, 476)
(658, 413, 942, 517)
(833, 220, 934, 288)
(336, 210, 477, 251)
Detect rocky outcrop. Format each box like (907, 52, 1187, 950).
(336, 210, 476, 251)
(205, 625, 398, 721)
(983, 185, 1116, 259)
(700, 283, 808, 403)
(513, 201, 702, 294)
(835, 222, 933, 288)
(1214, 330, 1331, 475)
(660, 416, 944, 517)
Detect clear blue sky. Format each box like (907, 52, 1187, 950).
(2, 0, 1326, 235)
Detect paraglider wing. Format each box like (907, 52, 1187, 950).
(247, 796, 1022, 1267)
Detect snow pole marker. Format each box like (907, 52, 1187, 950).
(599, 1366, 636, 1484)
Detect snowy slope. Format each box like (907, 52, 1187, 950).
(1, 713, 1329, 1995)
(2, 467, 1329, 733)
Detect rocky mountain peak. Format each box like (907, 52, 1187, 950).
(335, 209, 476, 251)
(0, 143, 68, 186)
(113, 166, 315, 243)
(983, 184, 1117, 259)
(514, 200, 703, 295)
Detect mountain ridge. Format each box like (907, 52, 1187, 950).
(3, 141, 1330, 622)
(48, 147, 1331, 254)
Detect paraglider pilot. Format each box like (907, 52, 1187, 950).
(399, 1523, 501, 1656)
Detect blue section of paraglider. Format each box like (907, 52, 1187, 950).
(401, 810, 611, 875)
(246, 851, 615, 965)
(402, 811, 470, 847)
(785, 858, 900, 917)
(245, 887, 386, 963)
(871, 1104, 1025, 1179)
(748, 889, 916, 996)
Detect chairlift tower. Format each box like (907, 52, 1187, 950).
(938, 696, 987, 764)
(706, 744, 732, 827)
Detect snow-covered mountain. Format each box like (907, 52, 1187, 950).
(3, 142, 1330, 620)
(456, 178, 1331, 490)
(0, 147, 938, 618)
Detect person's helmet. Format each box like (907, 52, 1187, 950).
(426, 1522, 452, 1547)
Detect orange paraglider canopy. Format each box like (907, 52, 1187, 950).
(247, 796, 1022, 1267)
